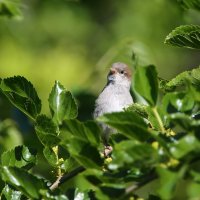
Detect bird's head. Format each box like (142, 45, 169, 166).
(107, 62, 132, 88)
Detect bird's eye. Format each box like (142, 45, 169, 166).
(120, 70, 124, 74)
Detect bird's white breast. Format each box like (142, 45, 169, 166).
(94, 84, 133, 118)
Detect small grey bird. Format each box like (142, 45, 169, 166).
(93, 62, 133, 154)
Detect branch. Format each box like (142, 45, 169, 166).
(50, 166, 85, 191)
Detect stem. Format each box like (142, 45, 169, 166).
(50, 166, 85, 191)
(152, 107, 165, 133)
(52, 146, 62, 177)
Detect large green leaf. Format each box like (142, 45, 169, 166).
(156, 167, 179, 199)
(165, 66, 200, 90)
(98, 112, 150, 141)
(1, 185, 22, 200)
(109, 140, 158, 170)
(1, 145, 37, 170)
(134, 65, 158, 106)
(177, 0, 200, 11)
(1, 166, 46, 199)
(35, 115, 60, 147)
(162, 92, 195, 113)
(168, 113, 200, 130)
(62, 119, 101, 146)
(66, 138, 103, 169)
(48, 81, 78, 125)
(0, 76, 41, 121)
(165, 25, 200, 49)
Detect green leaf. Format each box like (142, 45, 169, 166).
(162, 92, 195, 113)
(100, 184, 125, 198)
(74, 188, 90, 200)
(1, 145, 37, 170)
(67, 138, 103, 169)
(156, 167, 179, 199)
(98, 112, 150, 141)
(168, 113, 200, 130)
(62, 119, 101, 146)
(35, 115, 60, 147)
(48, 81, 78, 125)
(1, 185, 22, 200)
(134, 65, 158, 106)
(125, 103, 148, 118)
(61, 157, 78, 172)
(0, 76, 41, 121)
(83, 169, 124, 200)
(190, 170, 200, 182)
(169, 134, 200, 159)
(43, 147, 57, 167)
(163, 66, 200, 92)
(0, 0, 22, 19)
(165, 25, 200, 49)
(177, 0, 200, 11)
(1, 166, 46, 199)
(109, 141, 158, 170)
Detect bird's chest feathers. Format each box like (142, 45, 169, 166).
(98, 85, 131, 112)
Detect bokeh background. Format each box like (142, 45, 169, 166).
(1, 0, 200, 114)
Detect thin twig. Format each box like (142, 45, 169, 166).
(50, 166, 85, 191)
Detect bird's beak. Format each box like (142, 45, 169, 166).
(109, 68, 117, 75)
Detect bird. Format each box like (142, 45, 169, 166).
(93, 62, 133, 156)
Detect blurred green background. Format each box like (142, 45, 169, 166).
(0, 0, 200, 132)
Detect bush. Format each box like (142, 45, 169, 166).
(0, 1, 200, 200)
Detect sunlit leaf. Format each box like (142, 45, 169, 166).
(125, 103, 148, 118)
(165, 66, 200, 90)
(165, 25, 200, 49)
(98, 112, 150, 141)
(109, 141, 158, 170)
(134, 65, 158, 106)
(169, 134, 200, 158)
(162, 92, 195, 113)
(0, 76, 41, 121)
(48, 81, 78, 125)
(168, 113, 200, 130)
(1, 166, 46, 199)
(73, 188, 90, 200)
(1, 185, 22, 200)
(1, 145, 37, 170)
